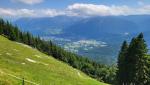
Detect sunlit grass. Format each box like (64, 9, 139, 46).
(0, 36, 108, 85)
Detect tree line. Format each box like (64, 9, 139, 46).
(116, 33, 150, 85)
(0, 18, 116, 84)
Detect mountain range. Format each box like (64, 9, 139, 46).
(14, 15, 150, 64)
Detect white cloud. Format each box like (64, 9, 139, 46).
(67, 3, 150, 16)
(0, 8, 16, 16)
(137, 5, 150, 15)
(12, 0, 43, 5)
(42, 9, 66, 17)
(1, 3, 150, 18)
(68, 3, 111, 16)
(0, 8, 36, 17)
(0, 8, 65, 18)
(67, 3, 133, 16)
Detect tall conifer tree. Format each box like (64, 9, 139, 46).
(117, 33, 149, 85)
(116, 41, 128, 85)
(134, 33, 149, 85)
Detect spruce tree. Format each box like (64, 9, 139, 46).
(0, 19, 3, 34)
(134, 33, 149, 85)
(125, 37, 137, 84)
(26, 32, 32, 45)
(118, 33, 149, 85)
(116, 41, 128, 85)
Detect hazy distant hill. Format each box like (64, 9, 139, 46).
(14, 15, 150, 64)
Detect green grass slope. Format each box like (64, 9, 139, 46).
(0, 36, 108, 85)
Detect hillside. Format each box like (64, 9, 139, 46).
(0, 36, 107, 85)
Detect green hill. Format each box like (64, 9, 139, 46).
(0, 35, 108, 85)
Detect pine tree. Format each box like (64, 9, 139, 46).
(9, 27, 16, 40)
(134, 33, 149, 85)
(26, 32, 32, 45)
(125, 37, 137, 84)
(118, 33, 149, 85)
(0, 19, 4, 34)
(14, 26, 20, 41)
(116, 41, 128, 85)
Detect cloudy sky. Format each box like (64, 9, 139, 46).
(1, 0, 150, 19)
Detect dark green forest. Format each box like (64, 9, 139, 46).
(1, 18, 150, 85)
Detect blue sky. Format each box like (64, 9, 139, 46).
(0, 0, 150, 19)
(1, 0, 150, 8)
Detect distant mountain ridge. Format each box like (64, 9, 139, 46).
(15, 15, 150, 35)
(14, 15, 150, 64)
(14, 16, 82, 36)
